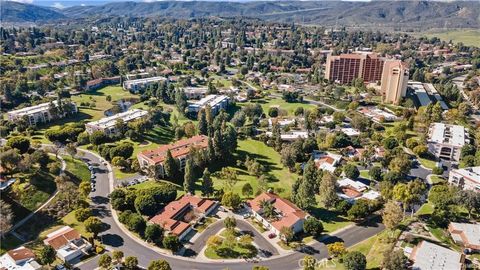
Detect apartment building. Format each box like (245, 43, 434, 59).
(325, 53, 384, 84)
(187, 95, 229, 116)
(183, 87, 208, 99)
(410, 241, 464, 270)
(84, 76, 120, 91)
(381, 60, 409, 105)
(7, 100, 78, 126)
(427, 123, 469, 161)
(448, 166, 480, 192)
(122, 76, 167, 93)
(137, 135, 209, 177)
(85, 109, 148, 135)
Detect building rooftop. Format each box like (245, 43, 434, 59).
(428, 123, 467, 147)
(449, 222, 480, 248)
(410, 241, 463, 270)
(0, 246, 40, 270)
(149, 195, 216, 236)
(8, 101, 60, 117)
(123, 76, 166, 85)
(248, 192, 307, 231)
(138, 135, 209, 165)
(44, 226, 81, 250)
(86, 109, 148, 129)
(189, 95, 229, 109)
(451, 166, 480, 185)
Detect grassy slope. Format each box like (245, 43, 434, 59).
(241, 96, 316, 116)
(422, 29, 480, 47)
(210, 139, 298, 198)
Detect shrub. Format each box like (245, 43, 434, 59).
(432, 166, 444, 175)
(163, 235, 181, 252)
(303, 217, 323, 238)
(75, 207, 93, 222)
(343, 164, 360, 179)
(343, 251, 367, 270)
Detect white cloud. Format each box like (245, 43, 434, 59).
(10, 0, 34, 3)
(80, 3, 86, 6)
(52, 2, 65, 9)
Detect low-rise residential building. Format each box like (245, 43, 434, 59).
(85, 109, 148, 135)
(149, 195, 218, 240)
(123, 76, 167, 93)
(43, 226, 91, 263)
(0, 246, 41, 270)
(427, 123, 469, 161)
(137, 135, 209, 177)
(187, 95, 229, 116)
(247, 191, 308, 236)
(448, 166, 480, 192)
(183, 87, 208, 99)
(313, 151, 342, 173)
(7, 100, 78, 126)
(448, 222, 480, 251)
(359, 107, 398, 122)
(336, 178, 380, 202)
(341, 127, 361, 137)
(84, 76, 121, 91)
(265, 131, 309, 142)
(409, 241, 464, 270)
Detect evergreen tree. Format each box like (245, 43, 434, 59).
(318, 172, 338, 208)
(202, 168, 214, 197)
(207, 137, 215, 162)
(175, 89, 187, 114)
(183, 158, 195, 193)
(213, 129, 224, 159)
(163, 149, 179, 181)
(197, 109, 208, 135)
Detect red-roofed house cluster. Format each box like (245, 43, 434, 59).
(149, 195, 218, 240)
(247, 191, 308, 236)
(137, 135, 209, 177)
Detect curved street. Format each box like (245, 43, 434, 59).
(77, 150, 385, 270)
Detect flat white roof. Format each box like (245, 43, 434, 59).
(8, 101, 59, 116)
(124, 76, 166, 85)
(451, 166, 480, 184)
(450, 222, 480, 247)
(428, 123, 467, 147)
(341, 128, 361, 136)
(87, 109, 148, 129)
(189, 95, 229, 108)
(337, 178, 368, 192)
(412, 241, 463, 270)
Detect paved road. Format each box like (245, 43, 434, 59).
(187, 219, 279, 257)
(77, 152, 385, 270)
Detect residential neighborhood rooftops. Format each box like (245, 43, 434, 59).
(86, 109, 148, 130)
(0, 246, 40, 270)
(410, 241, 463, 270)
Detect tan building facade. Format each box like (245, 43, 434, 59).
(380, 60, 409, 105)
(325, 53, 384, 84)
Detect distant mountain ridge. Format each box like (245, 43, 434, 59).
(1, 0, 479, 30)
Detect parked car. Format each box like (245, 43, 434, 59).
(268, 233, 276, 239)
(88, 165, 93, 171)
(91, 174, 96, 179)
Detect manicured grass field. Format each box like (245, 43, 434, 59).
(422, 29, 480, 47)
(242, 96, 316, 116)
(210, 138, 298, 198)
(310, 206, 352, 233)
(71, 85, 139, 121)
(430, 175, 446, 185)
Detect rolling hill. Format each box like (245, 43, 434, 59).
(1, 0, 479, 30)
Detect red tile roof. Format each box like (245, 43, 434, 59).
(248, 192, 307, 231)
(7, 246, 35, 262)
(138, 135, 209, 166)
(44, 226, 81, 250)
(149, 195, 216, 236)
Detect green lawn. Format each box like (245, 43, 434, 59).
(242, 96, 316, 116)
(418, 157, 436, 170)
(71, 85, 139, 121)
(416, 202, 434, 216)
(209, 139, 298, 198)
(422, 29, 480, 47)
(65, 157, 91, 182)
(430, 175, 446, 185)
(310, 206, 352, 233)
